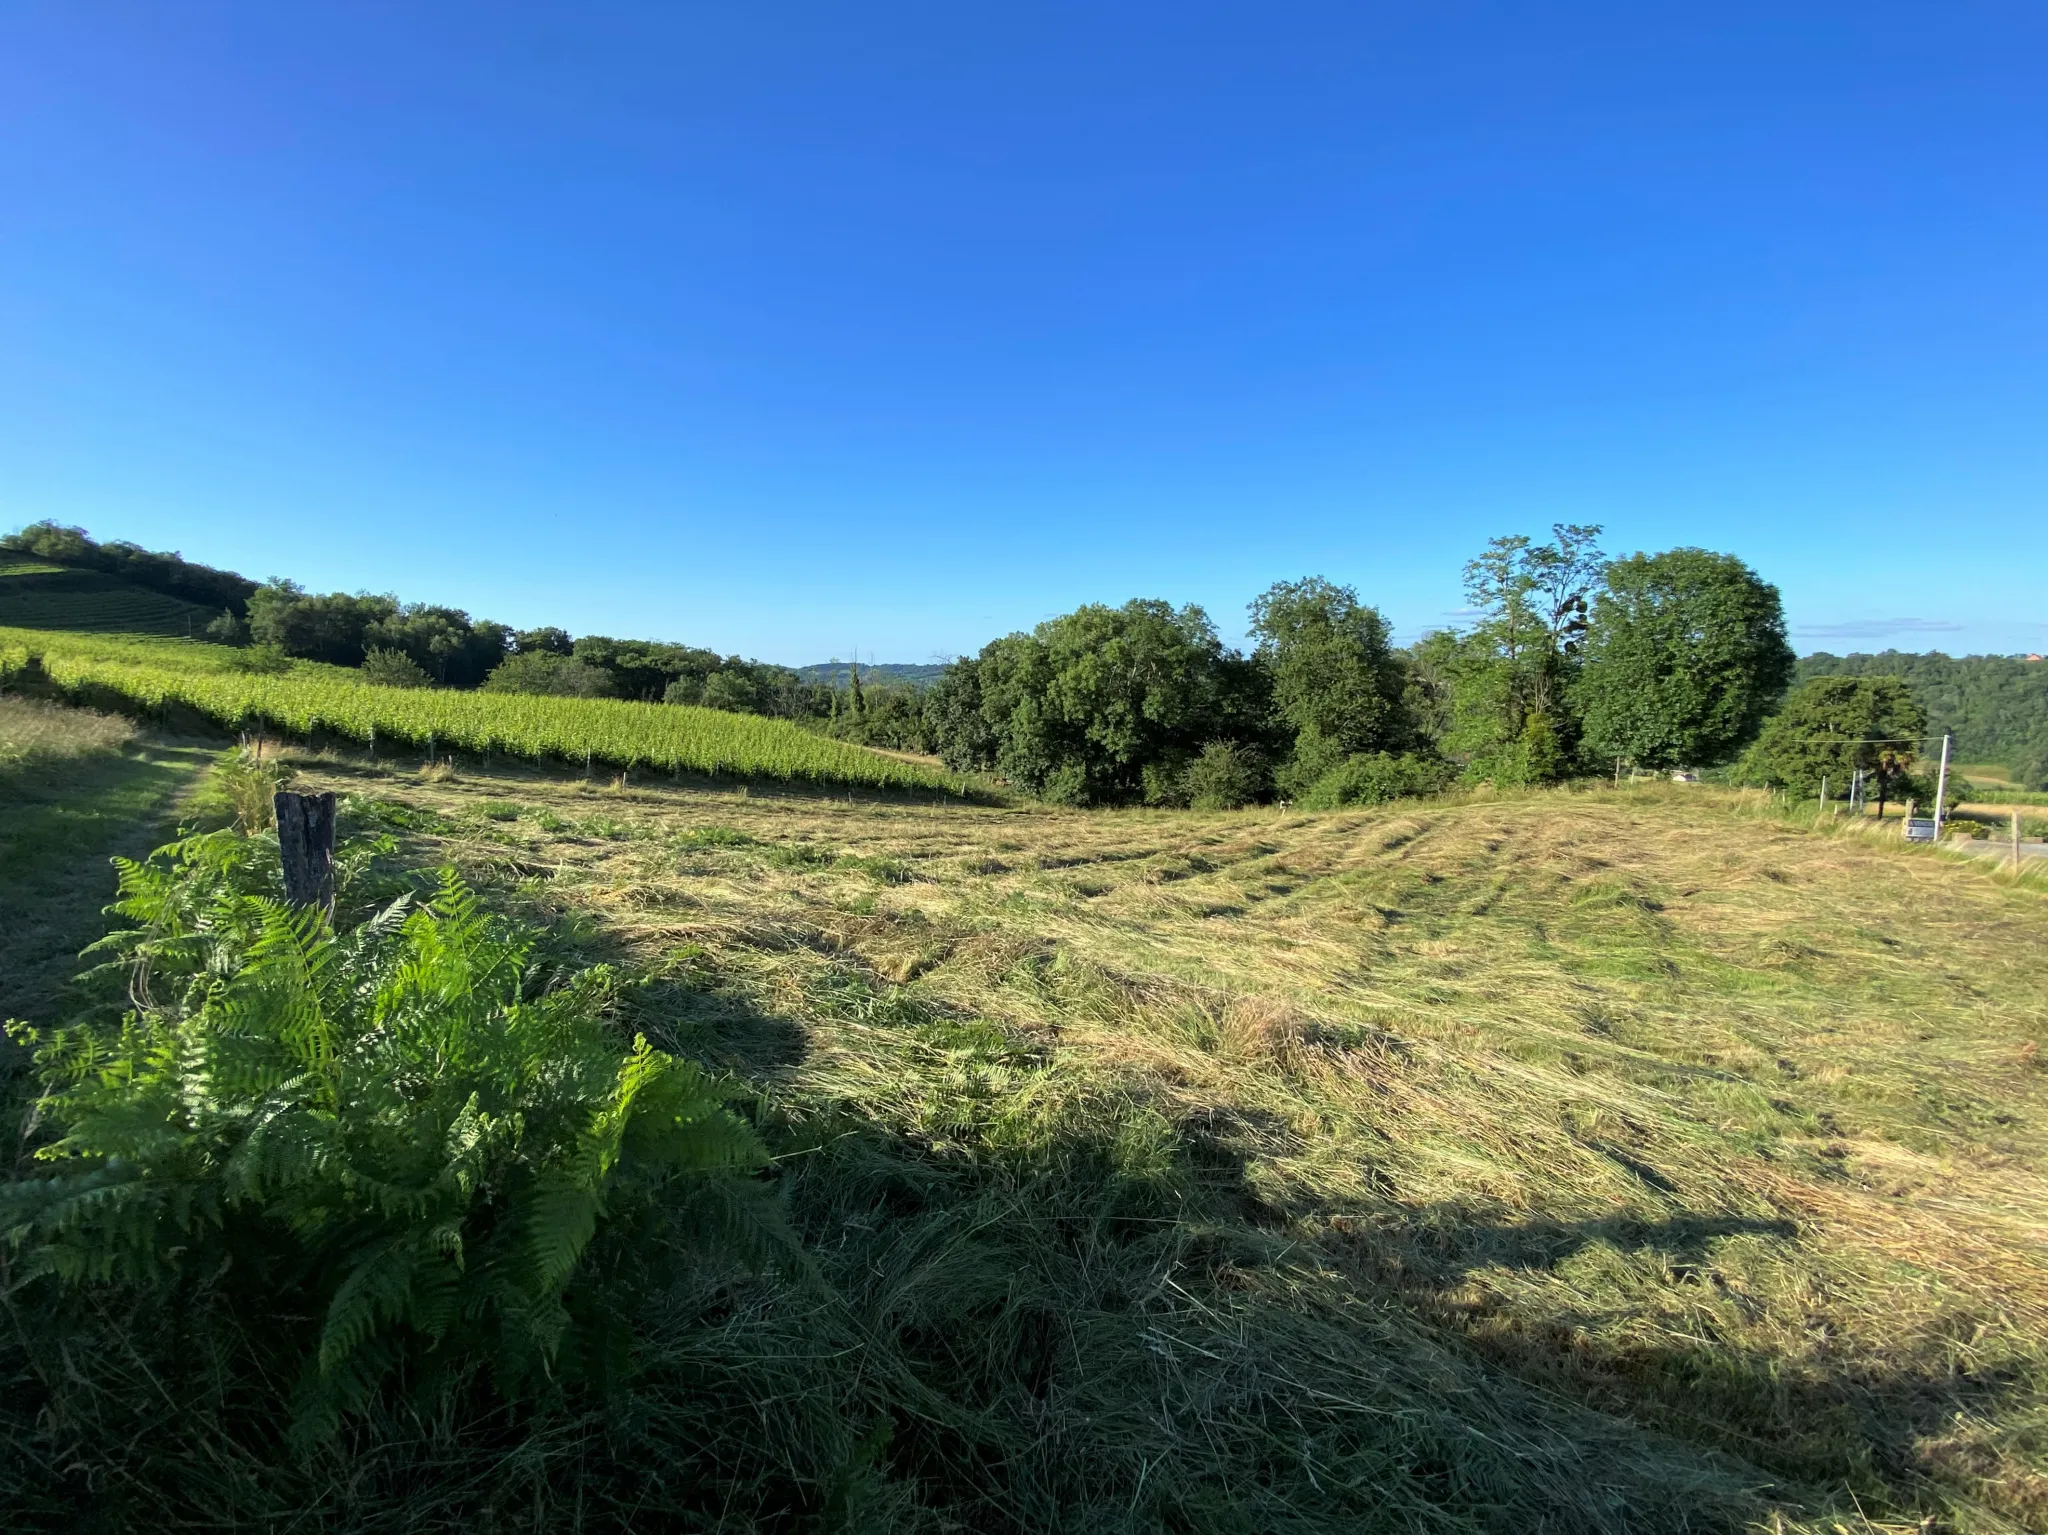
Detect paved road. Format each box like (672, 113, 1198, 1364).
(1953, 837, 2048, 862)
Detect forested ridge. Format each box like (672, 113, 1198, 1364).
(1796, 650, 2048, 785)
(11, 518, 2040, 799)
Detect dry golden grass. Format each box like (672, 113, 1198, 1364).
(265, 753, 2048, 1531)
(0, 692, 135, 763)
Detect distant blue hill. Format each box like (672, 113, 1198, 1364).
(797, 661, 950, 689)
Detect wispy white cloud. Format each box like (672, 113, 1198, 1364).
(1794, 617, 1968, 639)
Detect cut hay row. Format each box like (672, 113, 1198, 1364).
(0, 627, 954, 793)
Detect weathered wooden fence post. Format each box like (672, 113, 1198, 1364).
(275, 790, 337, 916)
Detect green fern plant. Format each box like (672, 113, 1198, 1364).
(2, 833, 777, 1450)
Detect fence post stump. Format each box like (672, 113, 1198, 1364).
(276, 791, 337, 917)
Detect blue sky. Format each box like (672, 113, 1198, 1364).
(2, 2, 2043, 663)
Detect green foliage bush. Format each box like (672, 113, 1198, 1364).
(484, 649, 618, 698)
(928, 599, 1268, 806)
(204, 609, 249, 645)
(1297, 751, 1453, 809)
(1413, 526, 1605, 786)
(1178, 740, 1268, 809)
(0, 831, 776, 1451)
(249, 582, 510, 686)
(359, 645, 432, 688)
(1739, 675, 1928, 807)
(822, 677, 935, 753)
(1249, 577, 1408, 795)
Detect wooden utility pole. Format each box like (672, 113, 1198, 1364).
(2016, 810, 2025, 874)
(275, 791, 336, 916)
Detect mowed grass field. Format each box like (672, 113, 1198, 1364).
(6, 719, 2048, 1532)
(275, 754, 2048, 1527)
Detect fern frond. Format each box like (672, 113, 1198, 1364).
(9, 836, 797, 1449)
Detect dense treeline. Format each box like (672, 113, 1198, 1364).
(929, 529, 1800, 807)
(21, 518, 2022, 804)
(1794, 650, 2048, 788)
(2, 520, 258, 616)
(3, 522, 853, 723)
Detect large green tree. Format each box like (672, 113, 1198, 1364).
(1739, 675, 1928, 812)
(1433, 524, 1604, 784)
(1248, 577, 1408, 795)
(1575, 548, 1794, 770)
(482, 650, 618, 698)
(247, 582, 396, 667)
(927, 599, 1267, 805)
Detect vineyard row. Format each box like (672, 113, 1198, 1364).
(0, 628, 954, 794)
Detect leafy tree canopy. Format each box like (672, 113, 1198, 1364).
(1795, 651, 2048, 789)
(483, 650, 619, 698)
(1739, 675, 1928, 805)
(360, 647, 434, 689)
(1248, 577, 1407, 794)
(929, 599, 1265, 805)
(1576, 548, 1793, 770)
(1429, 524, 1604, 784)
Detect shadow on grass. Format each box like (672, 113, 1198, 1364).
(8, 844, 2037, 1534)
(1315, 1202, 2042, 1528)
(0, 743, 215, 1024)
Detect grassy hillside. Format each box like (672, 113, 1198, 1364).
(9, 737, 2041, 1533)
(0, 561, 220, 636)
(797, 660, 951, 688)
(0, 627, 958, 794)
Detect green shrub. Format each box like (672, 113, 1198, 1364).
(1180, 740, 1267, 810)
(0, 831, 777, 1451)
(1298, 751, 1452, 809)
(359, 646, 433, 688)
(483, 650, 616, 698)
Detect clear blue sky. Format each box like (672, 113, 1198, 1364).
(2, 3, 2043, 663)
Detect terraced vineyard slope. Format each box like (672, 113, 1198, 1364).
(0, 562, 220, 635)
